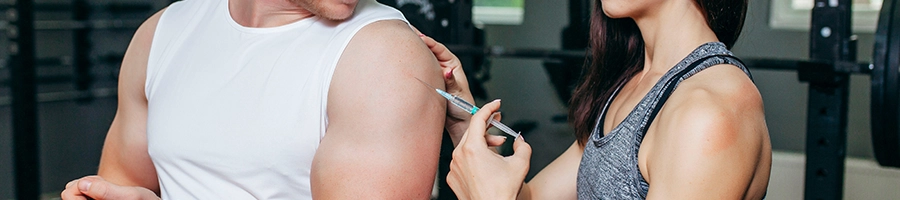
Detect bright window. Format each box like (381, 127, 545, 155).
(473, 0, 524, 26)
(770, 0, 883, 32)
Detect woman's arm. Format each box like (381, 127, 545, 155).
(418, 34, 581, 200)
(644, 65, 771, 199)
(518, 141, 582, 200)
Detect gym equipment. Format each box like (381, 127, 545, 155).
(740, 1, 900, 198)
(872, 0, 900, 169)
(8, 1, 37, 200)
(3, 1, 154, 199)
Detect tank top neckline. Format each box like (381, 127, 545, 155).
(222, 0, 320, 34)
(592, 42, 729, 142)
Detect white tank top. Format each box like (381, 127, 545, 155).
(144, 0, 406, 199)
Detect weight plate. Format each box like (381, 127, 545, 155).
(872, 0, 900, 167)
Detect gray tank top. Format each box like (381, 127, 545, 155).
(576, 42, 751, 199)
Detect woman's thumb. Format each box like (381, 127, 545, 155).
(511, 136, 532, 161)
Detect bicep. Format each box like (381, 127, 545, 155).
(97, 8, 164, 193)
(522, 141, 582, 200)
(311, 20, 445, 199)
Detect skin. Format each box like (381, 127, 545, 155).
(446, 100, 532, 200)
(61, 0, 445, 199)
(311, 18, 445, 199)
(426, 0, 772, 199)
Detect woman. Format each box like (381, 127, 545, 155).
(421, 0, 771, 199)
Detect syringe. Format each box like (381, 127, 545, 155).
(416, 78, 520, 138)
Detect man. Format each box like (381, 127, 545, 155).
(60, 0, 446, 199)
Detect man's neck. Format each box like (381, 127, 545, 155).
(634, 0, 719, 75)
(229, 0, 314, 28)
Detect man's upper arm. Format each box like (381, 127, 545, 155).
(96, 8, 164, 194)
(312, 20, 445, 199)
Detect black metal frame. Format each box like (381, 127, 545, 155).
(73, 0, 93, 101)
(10, 0, 39, 199)
(802, 0, 855, 199)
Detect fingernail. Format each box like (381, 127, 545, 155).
(78, 180, 92, 192)
(418, 33, 425, 37)
(445, 68, 454, 79)
(518, 135, 524, 141)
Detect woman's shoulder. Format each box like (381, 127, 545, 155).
(672, 63, 761, 116)
(653, 62, 766, 150)
(643, 63, 771, 198)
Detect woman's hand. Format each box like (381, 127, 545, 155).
(417, 33, 475, 145)
(447, 100, 532, 200)
(61, 175, 159, 200)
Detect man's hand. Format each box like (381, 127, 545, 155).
(61, 176, 159, 200)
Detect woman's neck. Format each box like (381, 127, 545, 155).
(229, 0, 314, 28)
(633, 0, 719, 75)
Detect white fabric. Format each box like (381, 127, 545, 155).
(144, 0, 406, 199)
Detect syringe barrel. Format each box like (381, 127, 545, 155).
(450, 96, 479, 114)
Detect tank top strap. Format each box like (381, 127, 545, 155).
(638, 50, 750, 135)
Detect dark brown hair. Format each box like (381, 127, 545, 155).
(568, 0, 749, 146)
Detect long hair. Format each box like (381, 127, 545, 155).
(568, 0, 749, 146)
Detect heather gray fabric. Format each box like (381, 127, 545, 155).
(576, 42, 751, 199)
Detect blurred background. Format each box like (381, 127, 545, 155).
(2, 0, 900, 199)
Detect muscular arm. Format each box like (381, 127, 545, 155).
(645, 65, 771, 199)
(96, 8, 165, 194)
(311, 20, 445, 199)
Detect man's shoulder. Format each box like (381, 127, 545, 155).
(330, 17, 439, 96)
(340, 19, 426, 62)
(354, 19, 415, 41)
(324, 0, 407, 35)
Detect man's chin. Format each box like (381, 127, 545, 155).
(321, 7, 357, 21)
(320, 12, 353, 21)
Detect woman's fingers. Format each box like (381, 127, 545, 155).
(448, 100, 529, 199)
(489, 112, 502, 128)
(410, 25, 423, 36)
(419, 35, 458, 65)
(510, 136, 532, 164)
(465, 99, 502, 145)
(415, 33, 462, 82)
(485, 135, 507, 147)
(484, 113, 507, 146)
